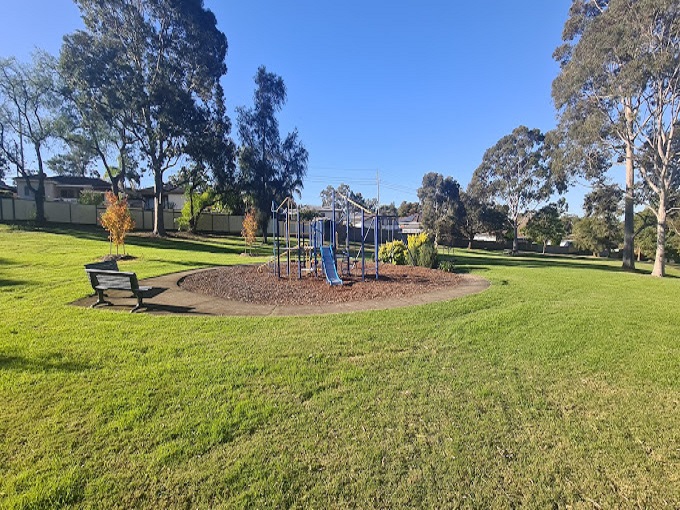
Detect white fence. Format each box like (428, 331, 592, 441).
(0, 197, 249, 234)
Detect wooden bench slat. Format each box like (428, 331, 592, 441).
(85, 266, 153, 313)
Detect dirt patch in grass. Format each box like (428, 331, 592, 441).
(179, 263, 462, 306)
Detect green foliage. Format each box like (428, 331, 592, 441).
(0, 52, 61, 226)
(397, 200, 420, 217)
(471, 126, 551, 252)
(459, 187, 508, 246)
(572, 216, 621, 256)
(417, 172, 462, 246)
(77, 190, 105, 206)
(552, 0, 680, 272)
(176, 191, 213, 232)
(237, 66, 308, 241)
(523, 203, 566, 253)
(63, 0, 232, 235)
(417, 242, 438, 269)
(407, 232, 438, 268)
(438, 259, 455, 273)
(320, 183, 376, 212)
(378, 240, 407, 265)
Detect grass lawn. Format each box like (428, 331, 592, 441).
(1, 224, 679, 508)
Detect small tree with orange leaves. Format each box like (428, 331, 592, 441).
(100, 191, 135, 255)
(241, 210, 258, 254)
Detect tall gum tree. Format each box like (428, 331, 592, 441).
(634, 0, 680, 276)
(554, 0, 680, 276)
(237, 66, 308, 242)
(417, 172, 463, 247)
(0, 53, 61, 226)
(470, 126, 552, 253)
(63, 0, 230, 235)
(553, 0, 647, 270)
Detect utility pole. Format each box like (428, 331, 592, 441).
(376, 168, 380, 215)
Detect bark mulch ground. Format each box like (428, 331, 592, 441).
(179, 263, 462, 306)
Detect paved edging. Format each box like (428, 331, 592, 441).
(73, 268, 490, 316)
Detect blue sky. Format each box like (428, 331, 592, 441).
(1, 1, 590, 210)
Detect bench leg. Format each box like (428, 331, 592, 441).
(131, 294, 145, 313)
(91, 289, 112, 308)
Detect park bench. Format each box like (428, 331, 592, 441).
(85, 264, 153, 313)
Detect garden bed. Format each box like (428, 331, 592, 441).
(179, 263, 461, 306)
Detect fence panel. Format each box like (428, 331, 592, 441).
(196, 213, 212, 232)
(212, 214, 228, 233)
(13, 199, 36, 221)
(0, 198, 14, 221)
(71, 203, 98, 225)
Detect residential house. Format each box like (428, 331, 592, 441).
(133, 185, 186, 211)
(13, 175, 111, 202)
(398, 213, 423, 234)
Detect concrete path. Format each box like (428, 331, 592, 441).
(73, 268, 490, 317)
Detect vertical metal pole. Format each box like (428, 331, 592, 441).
(361, 209, 365, 281)
(346, 199, 350, 275)
(332, 190, 337, 267)
(297, 207, 302, 279)
(274, 203, 281, 278)
(286, 201, 290, 277)
(375, 215, 380, 280)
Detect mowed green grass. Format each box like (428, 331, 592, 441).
(1, 225, 679, 508)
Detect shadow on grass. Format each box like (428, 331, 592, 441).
(0, 354, 94, 372)
(446, 251, 678, 278)
(41, 225, 251, 257)
(0, 278, 30, 288)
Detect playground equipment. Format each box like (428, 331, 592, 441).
(320, 246, 342, 285)
(271, 191, 398, 284)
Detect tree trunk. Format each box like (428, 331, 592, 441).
(189, 192, 196, 233)
(153, 170, 165, 236)
(651, 195, 667, 277)
(34, 178, 46, 226)
(512, 218, 519, 253)
(542, 241, 547, 255)
(622, 105, 636, 271)
(259, 210, 269, 244)
(110, 175, 121, 197)
(467, 239, 473, 250)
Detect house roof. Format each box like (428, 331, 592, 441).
(14, 175, 111, 189)
(135, 185, 184, 197)
(0, 182, 16, 193)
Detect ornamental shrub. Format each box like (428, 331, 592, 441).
(99, 191, 135, 255)
(417, 241, 438, 269)
(439, 260, 455, 273)
(407, 232, 438, 268)
(378, 240, 407, 265)
(241, 210, 258, 254)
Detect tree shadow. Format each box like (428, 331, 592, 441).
(42, 225, 249, 257)
(0, 353, 94, 372)
(0, 278, 30, 288)
(451, 251, 678, 278)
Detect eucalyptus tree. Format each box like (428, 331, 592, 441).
(573, 180, 624, 255)
(417, 172, 463, 246)
(320, 183, 376, 212)
(237, 66, 308, 242)
(62, 0, 230, 235)
(397, 201, 420, 217)
(523, 202, 566, 254)
(470, 126, 551, 253)
(459, 187, 508, 249)
(553, 0, 680, 275)
(0, 52, 62, 225)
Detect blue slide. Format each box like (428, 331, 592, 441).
(320, 246, 343, 286)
